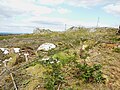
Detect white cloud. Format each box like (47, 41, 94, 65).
(0, 0, 118, 33)
(103, 2, 120, 15)
(38, 0, 64, 5)
(38, 0, 105, 8)
(66, 0, 104, 8)
(57, 8, 71, 14)
(0, 0, 54, 16)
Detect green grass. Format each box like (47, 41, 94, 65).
(0, 35, 13, 40)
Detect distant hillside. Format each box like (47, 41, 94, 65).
(0, 32, 22, 36)
(0, 33, 14, 36)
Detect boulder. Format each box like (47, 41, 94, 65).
(0, 48, 9, 54)
(13, 48, 20, 53)
(37, 43, 56, 51)
(0, 48, 5, 52)
(89, 28, 96, 32)
(4, 49, 9, 54)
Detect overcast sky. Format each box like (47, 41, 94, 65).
(0, 0, 120, 33)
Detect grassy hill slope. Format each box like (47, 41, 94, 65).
(0, 27, 120, 90)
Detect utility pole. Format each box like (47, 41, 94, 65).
(96, 17, 100, 27)
(65, 24, 67, 31)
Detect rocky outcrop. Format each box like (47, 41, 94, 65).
(33, 28, 52, 34)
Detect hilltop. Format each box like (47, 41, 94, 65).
(0, 27, 120, 90)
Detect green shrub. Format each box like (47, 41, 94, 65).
(75, 64, 105, 83)
(44, 58, 66, 90)
(52, 51, 76, 65)
(110, 37, 120, 42)
(113, 48, 120, 53)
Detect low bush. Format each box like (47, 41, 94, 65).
(113, 48, 120, 53)
(44, 58, 66, 90)
(52, 51, 76, 66)
(75, 64, 105, 83)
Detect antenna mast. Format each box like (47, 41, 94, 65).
(96, 17, 100, 27)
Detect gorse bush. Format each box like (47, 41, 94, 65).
(110, 37, 120, 42)
(113, 48, 120, 53)
(75, 64, 105, 83)
(52, 51, 76, 66)
(78, 43, 105, 83)
(44, 58, 66, 90)
(40, 43, 105, 90)
(42, 51, 77, 90)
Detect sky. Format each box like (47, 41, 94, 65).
(0, 0, 120, 33)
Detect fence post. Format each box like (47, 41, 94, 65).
(10, 73, 18, 90)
